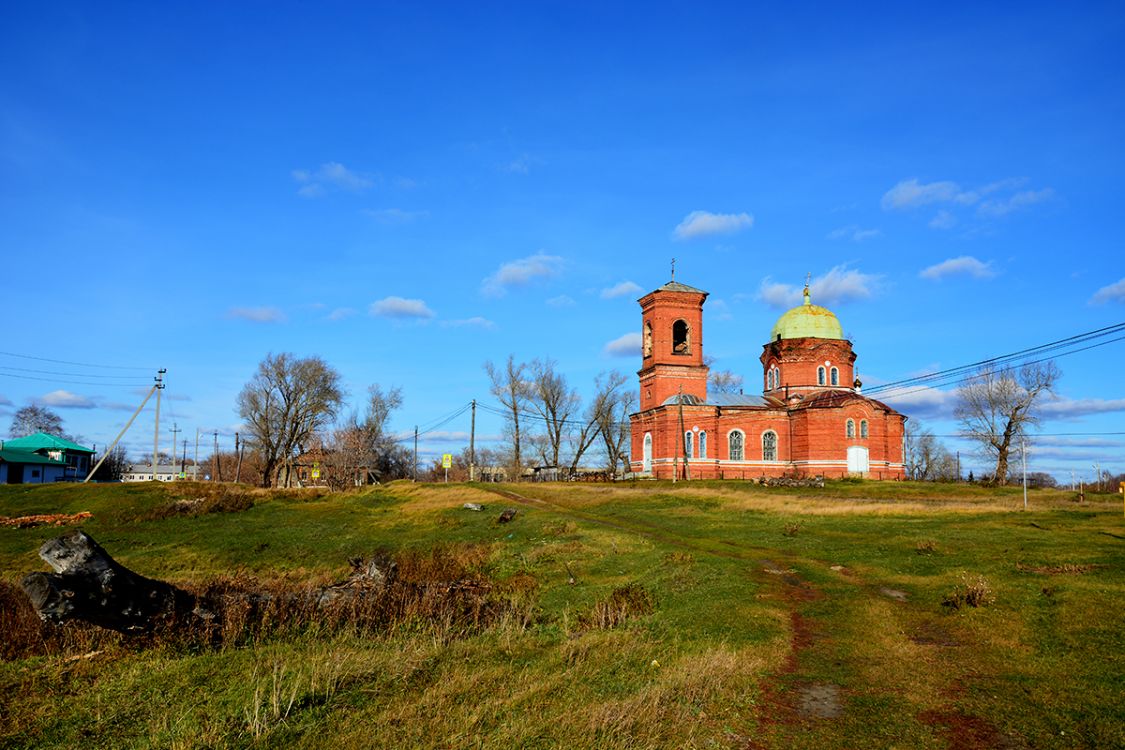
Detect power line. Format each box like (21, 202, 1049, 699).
(0, 350, 153, 371)
(867, 322, 1125, 396)
(0, 365, 154, 380)
(0, 372, 153, 387)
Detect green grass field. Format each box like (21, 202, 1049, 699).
(1, 479, 1122, 749)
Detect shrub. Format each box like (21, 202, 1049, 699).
(942, 573, 995, 610)
(783, 522, 802, 537)
(916, 540, 938, 555)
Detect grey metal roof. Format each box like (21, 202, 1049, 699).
(661, 393, 772, 407)
(655, 280, 708, 295)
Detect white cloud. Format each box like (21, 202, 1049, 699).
(39, 390, 97, 409)
(709, 298, 733, 321)
(977, 188, 1054, 217)
(881, 179, 976, 210)
(369, 296, 435, 320)
(929, 210, 957, 230)
(442, 316, 495, 329)
(0, 394, 11, 406)
(1090, 277, 1125, 305)
(504, 154, 533, 174)
(227, 306, 286, 323)
(326, 307, 357, 321)
(546, 295, 576, 308)
(757, 266, 880, 309)
(292, 161, 374, 197)
(364, 208, 428, 224)
(481, 252, 563, 297)
(1033, 436, 1123, 449)
(604, 332, 642, 358)
(600, 281, 643, 299)
(879, 385, 959, 421)
(920, 256, 996, 281)
(827, 225, 880, 242)
(1040, 397, 1125, 419)
(673, 210, 754, 240)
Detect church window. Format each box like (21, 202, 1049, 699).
(846, 419, 856, 438)
(643, 322, 653, 358)
(860, 420, 869, 439)
(672, 320, 690, 355)
(684, 431, 693, 459)
(762, 431, 777, 461)
(729, 430, 744, 461)
(643, 433, 653, 472)
(699, 431, 707, 459)
(817, 367, 826, 386)
(831, 367, 839, 386)
(766, 370, 773, 390)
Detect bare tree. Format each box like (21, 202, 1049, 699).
(597, 378, 636, 475)
(326, 384, 405, 487)
(564, 371, 627, 475)
(237, 353, 345, 487)
(708, 370, 744, 394)
(528, 358, 579, 468)
(955, 362, 1060, 483)
(702, 355, 744, 394)
(9, 405, 65, 438)
(485, 356, 530, 475)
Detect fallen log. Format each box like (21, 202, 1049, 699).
(20, 531, 418, 636)
(20, 530, 198, 633)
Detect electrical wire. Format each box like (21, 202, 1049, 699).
(0, 350, 154, 371)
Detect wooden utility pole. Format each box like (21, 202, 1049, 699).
(469, 400, 476, 482)
(84, 383, 158, 482)
(413, 426, 418, 482)
(235, 432, 243, 484)
(151, 369, 165, 474)
(169, 422, 181, 475)
(180, 439, 188, 476)
(678, 386, 690, 481)
(213, 431, 221, 482)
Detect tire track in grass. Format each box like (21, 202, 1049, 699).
(478, 486, 845, 742)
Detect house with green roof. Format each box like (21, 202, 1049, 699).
(0, 433, 95, 484)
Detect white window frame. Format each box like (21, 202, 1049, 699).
(831, 367, 839, 386)
(728, 430, 745, 461)
(817, 366, 826, 386)
(684, 431, 694, 459)
(846, 419, 856, 438)
(762, 430, 778, 462)
(699, 431, 707, 459)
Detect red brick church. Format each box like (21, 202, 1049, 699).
(629, 277, 907, 479)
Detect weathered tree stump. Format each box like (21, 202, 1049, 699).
(20, 530, 197, 633)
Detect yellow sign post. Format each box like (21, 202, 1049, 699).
(1120, 481, 1124, 517)
(442, 454, 452, 483)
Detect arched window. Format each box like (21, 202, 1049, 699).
(729, 430, 744, 461)
(817, 367, 826, 386)
(860, 420, 869, 439)
(831, 367, 839, 386)
(846, 419, 856, 438)
(766, 370, 774, 390)
(684, 431, 693, 459)
(643, 433, 653, 472)
(762, 431, 777, 461)
(643, 322, 653, 358)
(699, 431, 707, 459)
(672, 319, 690, 355)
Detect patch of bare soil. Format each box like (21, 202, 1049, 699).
(879, 586, 909, 601)
(908, 620, 961, 647)
(796, 683, 843, 719)
(919, 708, 1026, 750)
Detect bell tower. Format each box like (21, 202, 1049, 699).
(637, 279, 709, 411)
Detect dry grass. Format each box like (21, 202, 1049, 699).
(1016, 562, 1105, 575)
(916, 539, 938, 555)
(581, 583, 655, 630)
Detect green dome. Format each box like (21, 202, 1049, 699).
(769, 287, 844, 341)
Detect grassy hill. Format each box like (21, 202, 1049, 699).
(1, 480, 1122, 749)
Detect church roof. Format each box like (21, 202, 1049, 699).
(769, 286, 844, 341)
(790, 390, 900, 414)
(655, 280, 708, 295)
(662, 393, 778, 408)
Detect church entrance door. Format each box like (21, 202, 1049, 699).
(847, 446, 869, 476)
(643, 434, 653, 473)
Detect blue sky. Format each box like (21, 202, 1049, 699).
(2, 2, 1123, 480)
